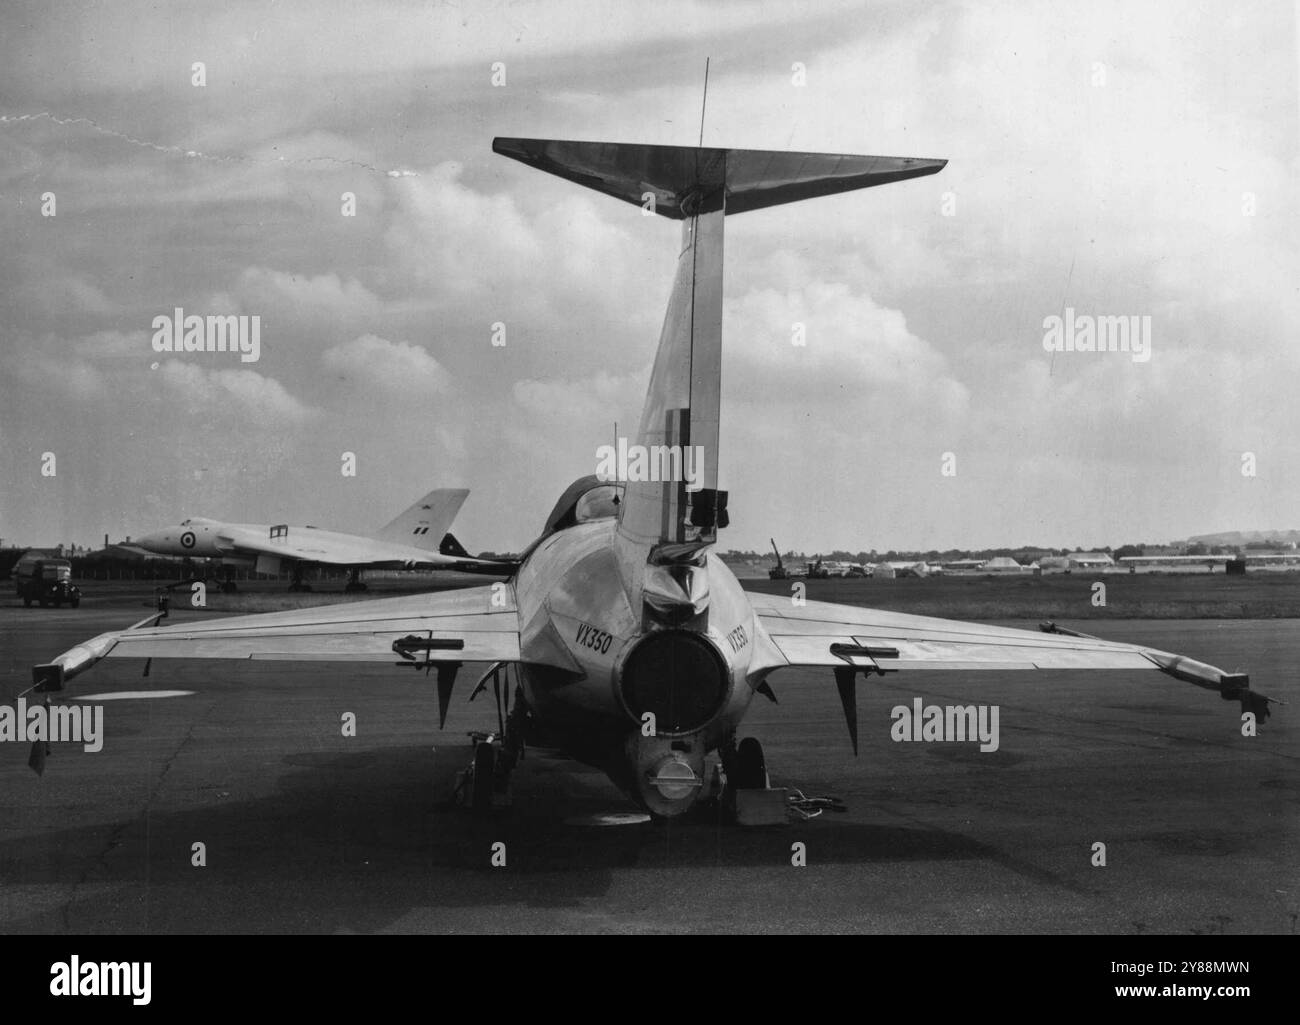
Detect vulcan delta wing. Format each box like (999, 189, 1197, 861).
(32, 135, 1276, 817)
(131, 487, 516, 592)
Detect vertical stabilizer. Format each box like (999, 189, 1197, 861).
(493, 137, 945, 577)
(374, 488, 470, 551)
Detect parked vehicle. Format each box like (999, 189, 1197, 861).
(767, 538, 789, 579)
(15, 558, 81, 608)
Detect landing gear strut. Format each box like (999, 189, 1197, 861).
(453, 668, 526, 812)
(220, 566, 238, 594)
(343, 568, 368, 593)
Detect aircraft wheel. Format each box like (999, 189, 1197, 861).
(732, 737, 769, 790)
(471, 743, 496, 812)
(221, 581, 238, 594)
(23, 598, 32, 608)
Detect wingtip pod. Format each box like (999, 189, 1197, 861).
(30, 628, 120, 693)
(30, 606, 169, 695)
(1039, 621, 1274, 722)
(493, 137, 947, 219)
(1134, 652, 1275, 723)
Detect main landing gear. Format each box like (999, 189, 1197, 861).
(454, 731, 514, 812)
(343, 568, 368, 594)
(452, 667, 526, 813)
(719, 734, 769, 794)
(220, 566, 238, 594)
(717, 734, 789, 825)
(717, 734, 847, 823)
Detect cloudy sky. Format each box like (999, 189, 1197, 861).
(1, 0, 1296, 555)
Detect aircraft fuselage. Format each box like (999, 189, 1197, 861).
(513, 517, 768, 816)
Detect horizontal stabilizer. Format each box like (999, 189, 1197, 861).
(493, 138, 946, 219)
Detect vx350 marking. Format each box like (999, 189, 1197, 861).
(575, 622, 613, 654)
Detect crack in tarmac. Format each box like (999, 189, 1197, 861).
(60, 696, 216, 932)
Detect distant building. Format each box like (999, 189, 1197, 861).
(941, 558, 987, 571)
(1068, 552, 1115, 569)
(982, 556, 1024, 573)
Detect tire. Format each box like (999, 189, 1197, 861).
(471, 743, 496, 812)
(22, 598, 32, 608)
(732, 737, 768, 790)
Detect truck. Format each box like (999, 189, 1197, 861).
(14, 558, 81, 608)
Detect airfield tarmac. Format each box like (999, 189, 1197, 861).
(0, 581, 1295, 934)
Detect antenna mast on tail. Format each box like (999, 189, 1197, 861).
(698, 58, 710, 147)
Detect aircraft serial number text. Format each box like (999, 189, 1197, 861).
(575, 622, 613, 654)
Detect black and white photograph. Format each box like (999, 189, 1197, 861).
(0, 0, 1295, 971)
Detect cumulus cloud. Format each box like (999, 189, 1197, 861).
(73, 329, 149, 359)
(1, 1, 1293, 551)
(322, 334, 452, 397)
(725, 281, 970, 412)
(155, 361, 317, 425)
(236, 268, 383, 328)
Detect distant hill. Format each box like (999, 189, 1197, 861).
(1187, 529, 1300, 546)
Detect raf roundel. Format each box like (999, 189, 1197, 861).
(180, 531, 196, 549)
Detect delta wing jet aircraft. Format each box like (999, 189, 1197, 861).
(132, 488, 511, 592)
(31, 138, 1275, 816)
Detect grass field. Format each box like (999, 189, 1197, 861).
(741, 571, 1300, 619)
(51, 567, 1300, 620)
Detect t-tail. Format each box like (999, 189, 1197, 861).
(494, 138, 945, 610)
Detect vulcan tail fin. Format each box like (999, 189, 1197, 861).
(374, 488, 469, 552)
(493, 138, 945, 564)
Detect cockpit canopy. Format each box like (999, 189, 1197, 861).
(542, 475, 624, 536)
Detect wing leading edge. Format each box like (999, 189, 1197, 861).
(32, 584, 525, 694)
